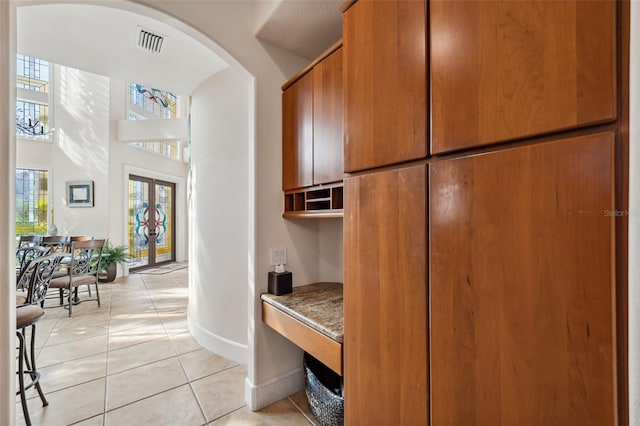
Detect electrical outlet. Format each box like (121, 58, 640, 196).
(270, 247, 287, 266)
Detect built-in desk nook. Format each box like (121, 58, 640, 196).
(261, 282, 343, 375)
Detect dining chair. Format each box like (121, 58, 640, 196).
(52, 236, 92, 297)
(16, 246, 49, 291)
(41, 235, 69, 254)
(68, 235, 93, 246)
(18, 235, 42, 248)
(48, 239, 106, 316)
(16, 253, 64, 426)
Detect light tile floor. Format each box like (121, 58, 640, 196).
(17, 267, 319, 426)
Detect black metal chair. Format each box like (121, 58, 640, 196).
(41, 235, 69, 254)
(16, 246, 49, 292)
(18, 235, 42, 248)
(48, 239, 105, 316)
(68, 235, 93, 248)
(50, 236, 95, 297)
(16, 253, 64, 426)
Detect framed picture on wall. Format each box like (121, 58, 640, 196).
(67, 181, 94, 207)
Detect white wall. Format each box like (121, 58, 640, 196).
(629, 1, 639, 423)
(189, 67, 250, 363)
(0, 2, 16, 425)
(17, 65, 111, 237)
(318, 219, 344, 283)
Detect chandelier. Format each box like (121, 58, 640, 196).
(16, 109, 54, 136)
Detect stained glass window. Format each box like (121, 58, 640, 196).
(127, 85, 182, 160)
(15, 168, 48, 236)
(129, 83, 177, 118)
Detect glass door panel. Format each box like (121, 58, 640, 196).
(128, 175, 175, 270)
(154, 182, 174, 263)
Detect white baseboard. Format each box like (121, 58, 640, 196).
(244, 367, 305, 411)
(188, 317, 248, 366)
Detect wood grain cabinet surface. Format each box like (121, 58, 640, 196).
(313, 47, 344, 185)
(430, 0, 617, 154)
(282, 72, 313, 190)
(343, 0, 427, 172)
(429, 133, 617, 425)
(343, 165, 428, 425)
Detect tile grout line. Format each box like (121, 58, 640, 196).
(288, 395, 318, 425)
(142, 272, 211, 425)
(103, 281, 114, 426)
(19, 270, 290, 425)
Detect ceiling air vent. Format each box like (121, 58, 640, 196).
(137, 27, 165, 53)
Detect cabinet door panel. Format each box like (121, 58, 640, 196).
(344, 165, 428, 425)
(343, 0, 427, 172)
(313, 47, 344, 185)
(430, 133, 617, 425)
(430, 0, 616, 153)
(283, 72, 313, 190)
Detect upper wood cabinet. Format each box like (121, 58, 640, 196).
(430, 0, 617, 154)
(283, 72, 313, 190)
(429, 133, 617, 425)
(344, 164, 428, 425)
(343, 0, 427, 173)
(313, 47, 344, 185)
(282, 45, 344, 194)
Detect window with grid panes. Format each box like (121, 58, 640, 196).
(16, 54, 52, 139)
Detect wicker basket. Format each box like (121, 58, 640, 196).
(303, 353, 344, 426)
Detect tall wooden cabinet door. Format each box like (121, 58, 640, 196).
(282, 72, 313, 190)
(430, 133, 617, 425)
(343, 0, 427, 173)
(344, 165, 428, 425)
(430, 0, 617, 154)
(313, 47, 343, 185)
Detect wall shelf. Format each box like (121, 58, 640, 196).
(283, 182, 343, 219)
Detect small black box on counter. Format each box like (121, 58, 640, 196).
(268, 271, 292, 295)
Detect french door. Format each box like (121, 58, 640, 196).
(128, 175, 176, 270)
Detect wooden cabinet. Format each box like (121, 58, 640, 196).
(283, 72, 313, 190)
(282, 44, 344, 217)
(343, 0, 427, 172)
(429, 133, 617, 425)
(313, 47, 343, 185)
(430, 0, 617, 154)
(341, 0, 627, 424)
(343, 165, 428, 425)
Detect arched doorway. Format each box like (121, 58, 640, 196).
(2, 1, 257, 423)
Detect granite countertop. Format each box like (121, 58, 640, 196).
(261, 282, 343, 343)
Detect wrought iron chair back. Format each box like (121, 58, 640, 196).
(19, 254, 65, 307)
(41, 235, 69, 254)
(67, 235, 93, 253)
(16, 246, 49, 289)
(48, 239, 105, 316)
(18, 235, 42, 248)
(69, 239, 104, 276)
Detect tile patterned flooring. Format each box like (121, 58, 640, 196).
(17, 267, 319, 426)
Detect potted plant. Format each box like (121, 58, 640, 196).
(99, 242, 129, 283)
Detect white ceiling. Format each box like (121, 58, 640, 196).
(17, 3, 229, 95)
(16, 1, 343, 95)
(255, 0, 343, 60)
